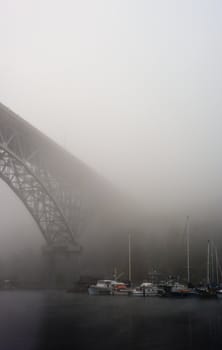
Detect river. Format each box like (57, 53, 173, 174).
(0, 291, 222, 349)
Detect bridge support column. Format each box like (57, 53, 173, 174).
(42, 244, 81, 289)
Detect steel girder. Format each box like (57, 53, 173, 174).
(0, 108, 81, 249)
(0, 145, 78, 247)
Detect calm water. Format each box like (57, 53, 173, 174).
(0, 291, 222, 350)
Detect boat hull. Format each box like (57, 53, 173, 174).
(88, 286, 111, 296)
(170, 291, 198, 297)
(131, 288, 161, 297)
(112, 290, 131, 296)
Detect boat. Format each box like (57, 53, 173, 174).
(131, 282, 163, 297)
(168, 217, 197, 297)
(88, 280, 114, 295)
(196, 241, 217, 298)
(166, 217, 194, 297)
(196, 286, 217, 298)
(158, 279, 195, 297)
(170, 282, 195, 297)
(112, 282, 131, 296)
(131, 288, 145, 297)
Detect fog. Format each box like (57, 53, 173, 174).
(1, 0, 222, 282)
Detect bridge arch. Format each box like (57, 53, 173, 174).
(0, 102, 118, 255)
(0, 144, 78, 249)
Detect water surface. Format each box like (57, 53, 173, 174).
(0, 291, 222, 350)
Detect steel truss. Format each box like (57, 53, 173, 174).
(0, 110, 81, 250)
(0, 145, 78, 247)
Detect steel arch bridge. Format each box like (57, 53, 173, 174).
(0, 103, 105, 252)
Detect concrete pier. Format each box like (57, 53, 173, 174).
(42, 244, 81, 288)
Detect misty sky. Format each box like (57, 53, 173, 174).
(1, 0, 222, 222)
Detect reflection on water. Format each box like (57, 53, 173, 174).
(0, 291, 44, 350)
(0, 291, 222, 350)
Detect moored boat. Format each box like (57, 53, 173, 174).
(131, 282, 163, 297)
(88, 280, 114, 295)
(112, 282, 131, 296)
(196, 286, 217, 298)
(170, 282, 194, 297)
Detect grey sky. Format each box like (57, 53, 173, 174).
(1, 0, 222, 218)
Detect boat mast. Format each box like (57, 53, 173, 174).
(207, 240, 210, 285)
(186, 216, 190, 284)
(211, 241, 214, 284)
(215, 245, 219, 285)
(128, 233, 132, 283)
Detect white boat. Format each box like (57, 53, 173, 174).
(170, 282, 193, 296)
(88, 280, 114, 295)
(131, 289, 145, 297)
(131, 282, 161, 297)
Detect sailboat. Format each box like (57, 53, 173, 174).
(129, 234, 163, 297)
(170, 217, 197, 297)
(196, 240, 217, 298)
(211, 242, 222, 298)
